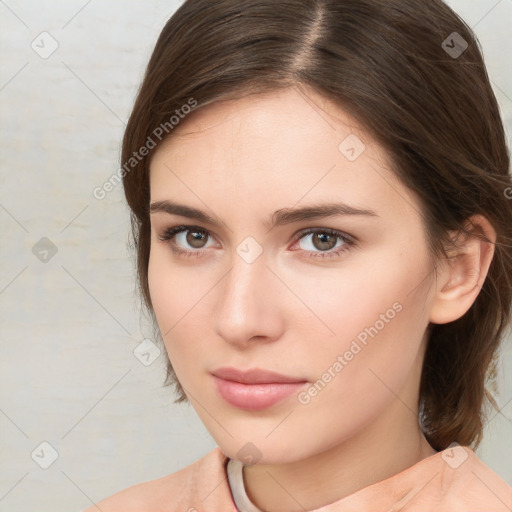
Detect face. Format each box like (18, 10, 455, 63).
(148, 86, 437, 464)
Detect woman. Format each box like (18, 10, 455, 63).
(86, 0, 512, 510)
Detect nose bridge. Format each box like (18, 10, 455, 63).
(214, 246, 282, 345)
(220, 250, 267, 319)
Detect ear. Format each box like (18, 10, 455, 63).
(429, 214, 496, 325)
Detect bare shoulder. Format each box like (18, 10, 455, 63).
(82, 448, 230, 512)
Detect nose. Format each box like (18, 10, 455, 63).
(213, 251, 285, 349)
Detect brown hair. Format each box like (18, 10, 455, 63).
(121, 0, 512, 451)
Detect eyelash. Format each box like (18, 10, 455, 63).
(158, 225, 356, 260)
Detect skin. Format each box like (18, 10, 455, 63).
(146, 85, 496, 511)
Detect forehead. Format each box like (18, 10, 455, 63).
(149, 86, 420, 223)
(156, 86, 370, 155)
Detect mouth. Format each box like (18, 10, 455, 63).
(210, 367, 308, 411)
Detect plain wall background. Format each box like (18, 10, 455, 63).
(0, 1, 511, 510)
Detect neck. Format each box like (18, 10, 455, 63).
(242, 361, 436, 511)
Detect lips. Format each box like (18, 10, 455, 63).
(211, 367, 306, 384)
(211, 367, 308, 411)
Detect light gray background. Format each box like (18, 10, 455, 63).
(0, 1, 511, 511)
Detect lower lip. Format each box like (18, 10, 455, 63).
(212, 376, 307, 411)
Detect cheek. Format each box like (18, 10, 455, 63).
(148, 250, 185, 350)
(148, 245, 207, 327)
(147, 249, 213, 378)
(291, 289, 430, 448)
(293, 247, 432, 387)
(287, 250, 426, 350)
(148, 250, 176, 329)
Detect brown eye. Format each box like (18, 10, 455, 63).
(311, 232, 338, 251)
(159, 225, 215, 257)
(186, 229, 209, 248)
(293, 228, 355, 260)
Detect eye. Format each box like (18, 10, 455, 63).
(291, 228, 355, 260)
(158, 225, 356, 260)
(158, 225, 215, 258)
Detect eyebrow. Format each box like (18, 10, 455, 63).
(149, 200, 379, 229)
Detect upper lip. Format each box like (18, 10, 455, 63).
(211, 367, 306, 384)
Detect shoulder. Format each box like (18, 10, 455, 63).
(83, 447, 235, 512)
(450, 447, 511, 509)
(424, 445, 512, 511)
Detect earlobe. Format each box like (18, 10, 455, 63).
(428, 215, 496, 325)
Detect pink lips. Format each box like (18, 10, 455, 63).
(211, 367, 308, 411)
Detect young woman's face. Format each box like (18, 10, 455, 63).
(148, 86, 438, 464)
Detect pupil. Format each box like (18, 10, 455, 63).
(314, 233, 335, 251)
(187, 230, 206, 248)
